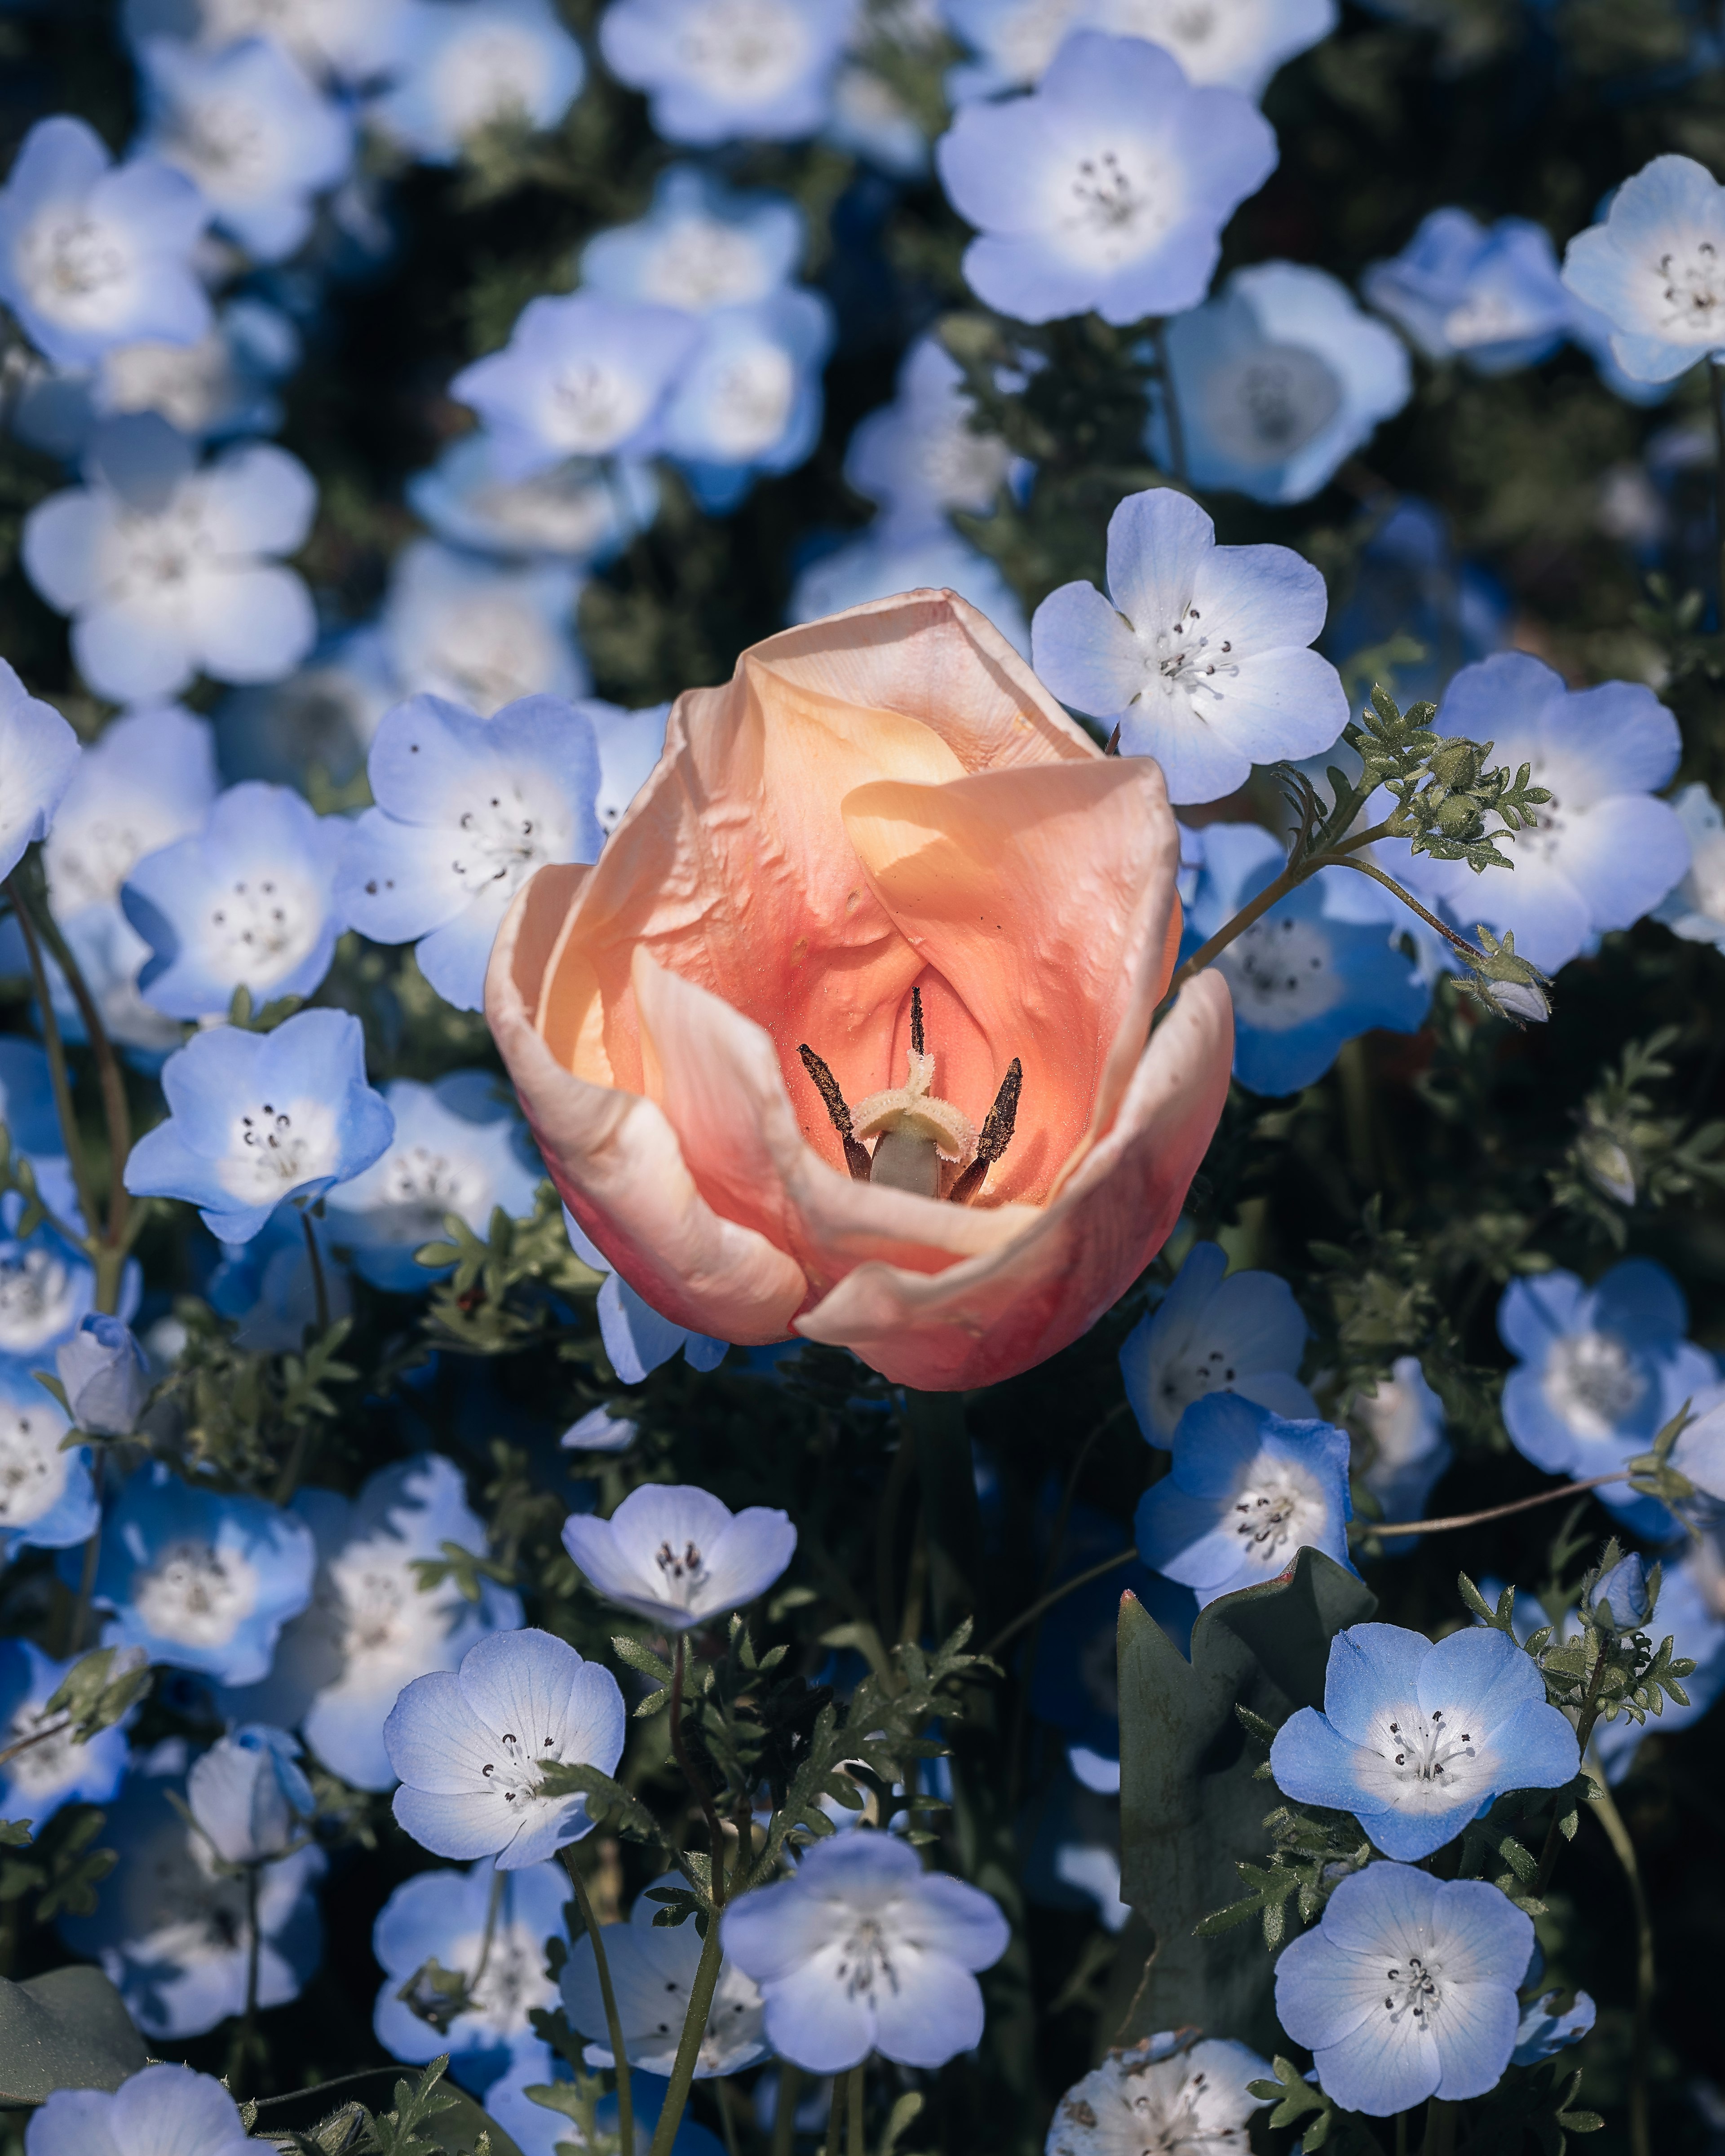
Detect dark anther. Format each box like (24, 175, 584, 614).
(1104, 725, 1122, 757)
(948, 1057, 1023, 1205)
(910, 982, 925, 1056)
(797, 1043, 872, 1181)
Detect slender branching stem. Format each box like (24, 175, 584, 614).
(643, 1908, 724, 2156)
(4, 874, 100, 1252)
(986, 1547, 1134, 1658)
(826, 2069, 847, 2156)
(470, 1862, 505, 1996)
(670, 1636, 729, 1907)
(300, 1208, 332, 1337)
(561, 1845, 633, 2156)
(1367, 1472, 1628, 1540)
(1327, 856, 1484, 956)
(0, 1712, 71, 1770)
(1535, 1644, 1613, 1895)
(846, 2060, 865, 2156)
(1589, 1767, 1654, 2156)
(27, 875, 132, 1250)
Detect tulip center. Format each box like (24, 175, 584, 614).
(0, 1403, 67, 1527)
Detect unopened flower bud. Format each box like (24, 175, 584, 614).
(1577, 1129, 1637, 1207)
(187, 1724, 314, 1865)
(1428, 736, 1488, 791)
(1462, 927, 1552, 1027)
(55, 1314, 150, 1436)
(1591, 1553, 1654, 1630)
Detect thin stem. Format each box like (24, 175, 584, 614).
(1534, 1643, 1613, 1895)
(670, 1636, 729, 1907)
(4, 876, 99, 1249)
(1164, 854, 1307, 1000)
(846, 2060, 864, 2156)
(644, 1910, 724, 2156)
(231, 1863, 262, 2099)
(1396, 2112, 1409, 2156)
(561, 1845, 634, 2156)
(1421, 2097, 1458, 2156)
(469, 1862, 505, 1996)
(1152, 320, 1188, 484)
(904, 1388, 984, 1639)
(770, 2065, 803, 2156)
(27, 877, 132, 1254)
(826, 2070, 846, 2156)
(1589, 1767, 1653, 2156)
(300, 1209, 332, 1336)
(1327, 856, 1484, 957)
(65, 1446, 106, 1657)
(1367, 1472, 1628, 1540)
(1712, 357, 1725, 626)
(249, 2067, 410, 2110)
(985, 1547, 1134, 1658)
(716, 2079, 743, 2156)
(0, 1713, 71, 1771)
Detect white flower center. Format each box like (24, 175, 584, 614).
(416, 599, 563, 715)
(1115, 2056, 1244, 2151)
(1142, 603, 1239, 707)
(447, 1920, 558, 2034)
(1376, 1704, 1479, 1789)
(1654, 236, 1725, 339)
(103, 499, 221, 607)
(0, 1246, 80, 1356)
(470, 466, 614, 554)
(1441, 287, 1551, 349)
(991, 0, 1084, 81)
(1228, 1473, 1314, 1565)
(919, 414, 1013, 513)
(1216, 915, 1342, 1031)
(131, 1535, 260, 1647)
(653, 1536, 710, 1606)
(0, 1402, 70, 1527)
(203, 871, 324, 988)
(2, 1701, 81, 1798)
(434, 28, 544, 137)
(168, 94, 277, 196)
(640, 221, 774, 311)
(1381, 1949, 1445, 2028)
(20, 210, 129, 320)
(833, 1914, 900, 2000)
(548, 362, 654, 455)
(477, 1725, 575, 1818)
(700, 345, 796, 459)
(1542, 1327, 1645, 1439)
(1155, 1338, 1243, 1430)
(47, 804, 190, 914)
(677, 0, 811, 101)
(326, 1551, 417, 1659)
(139, 1823, 253, 1963)
(214, 1095, 342, 1206)
(1197, 346, 1342, 468)
(1055, 141, 1179, 269)
(373, 1143, 488, 1242)
(102, 329, 236, 435)
(449, 779, 571, 901)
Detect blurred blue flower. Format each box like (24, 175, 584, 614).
(0, 659, 79, 886)
(121, 0, 410, 84)
(186, 1722, 314, 1863)
(386, 1627, 626, 1869)
(451, 296, 701, 479)
(1364, 209, 1573, 375)
(136, 35, 354, 262)
(0, 1637, 130, 1827)
(0, 1038, 80, 1239)
(825, 52, 930, 177)
(1134, 1393, 1354, 1606)
(722, 1831, 1009, 2072)
(27, 2063, 254, 2156)
(222, 1452, 522, 1791)
(1655, 783, 1725, 951)
(1321, 495, 1508, 711)
(44, 703, 217, 927)
(564, 1869, 768, 2077)
(217, 627, 398, 788)
(373, 1855, 566, 2094)
(599, 0, 854, 146)
(18, 901, 187, 1066)
(1513, 1984, 1596, 2067)
(1354, 1354, 1452, 1536)
(56, 1312, 150, 1436)
(324, 1072, 541, 1290)
(1183, 821, 1430, 1094)
(0, 115, 212, 368)
(789, 521, 1031, 654)
(336, 691, 602, 1011)
(373, 0, 587, 166)
(0, 1220, 133, 1367)
(124, 1007, 394, 1243)
(1498, 1258, 1717, 1539)
(942, 0, 1336, 101)
(1592, 1544, 1725, 1781)
(583, 163, 804, 313)
(1562, 154, 1725, 384)
(122, 781, 345, 1019)
(1270, 1622, 1579, 1860)
(381, 539, 589, 714)
(1121, 1238, 1315, 1448)
(1274, 1864, 1530, 2115)
(208, 1211, 353, 1352)
(487, 2051, 726, 2156)
(23, 413, 318, 702)
(935, 31, 1277, 326)
(564, 1208, 729, 1382)
(844, 332, 1019, 526)
(1032, 488, 1346, 803)
(83, 1460, 317, 1682)
(562, 1484, 796, 1630)
(59, 1736, 325, 2037)
(662, 289, 834, 512)
(408, 434, 659, 565)
(1151, 261, 1410, 504)
(94, 296, 301, 442)
(585, 696, 670, 834)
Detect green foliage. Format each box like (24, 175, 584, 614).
(40, 1646, 150, 1749)
(0, 1963, 146, 2105)
(416, 1185, 603, 1355)
(0, 1804, 115, 1923)
(1549, 1027, 1725, 1240)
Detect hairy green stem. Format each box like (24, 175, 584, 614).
(670, 1636, 728, 1906)
(1366, 1471, 1628, 1539)
(846, 2061, 864, 2156)
(561, 1846, 633, 2156)
(301, 1209, 332, 1337)
(770, 2064, 803, 2156)
(1421, 2096, 1458, 2156)
(644, 1911, 724, 2156)
(1534, 1644, 1613, 1895)
(1590, 1768, 1653, 2156)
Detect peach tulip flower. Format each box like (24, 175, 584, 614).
(485, 588, 1233, 1390)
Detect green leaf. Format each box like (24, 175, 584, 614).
(0, 1964, 149, 2104)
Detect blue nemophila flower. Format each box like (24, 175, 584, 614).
(23, 413, 318, 703)
(1184, 821, 1430, 1094)
(1031, 488, 1347, 804)
(562, 1484, 796, 1630)
(385, 1627, 627, 1869)
(844, 332, 1019, 527)
(1363, 209, 1573, 375)
(372, 0, 587, 167)
(0, 1357, 96, 1560)
(57, 1312, 150, 1436)
(83, 1460, 316, 1682)
(208, 1210, 353, 1354)
(789, 521, 1031, 655)
(0, 1038, 65, 1177)
(487, 2051, 726, 2156)
(598, 0, 854, 146)
(122, 781, 345, 1020)
(136, 35, 354, 262)
(1270, 1623, 1579, 1861)
(1592, 1552, 1654, 1630)
(1497, 1257, 1716, 1539)
(0, 1210, 130, 1362)
(222, 1452, 522, 1792)
(1046, 2033, 1273, 2156)
(1274, 1863, 1531, 2115)
(44, 701, 217, 926)
(935, 32, 1277, 327)
(372, 1856, 565, 2094)
(0, 115, 212, 369)
(1354, 1355, 1452, 1536)
(1655, 783, 1725, 951)
(1151, 261, 1410, 504)
(186, 1723, 314, 1864)
(336, 691, 603, 1012)
(564, 1870, 768, 2077)
(324, 1072, 541, 1291)
(723, 1832, 1009, 2072)
(408, 433, 660, 566)
(663, 289, 835, 513)
(218, 627, 398, 789)
(1513, 1984, 1596, 2067)
(562, 1405, 638, 1454)
(586, 697, 670, 835)
(26, 2063, 253, 2156)
(583, 163, 805, 313)
(0, 663, 79, 888)
(943, 0, 1335, 101)
(1134, 1394, 1355, 1607)
(1120, 1237, 1315, 1448)
(124, 1007, 394, 1242)
(0, 1636, 131, 1827)
(564, 1210, 729, 1382)
(17, 301, 295, 455)
(120, 0, 411, 88)
(1562, 155, 1725, 385)
(59, 1736, 325, 2037)
(1321, 495, 1508, 712)
(451, 295, 701, 479)
(381, 539, 589, 715)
